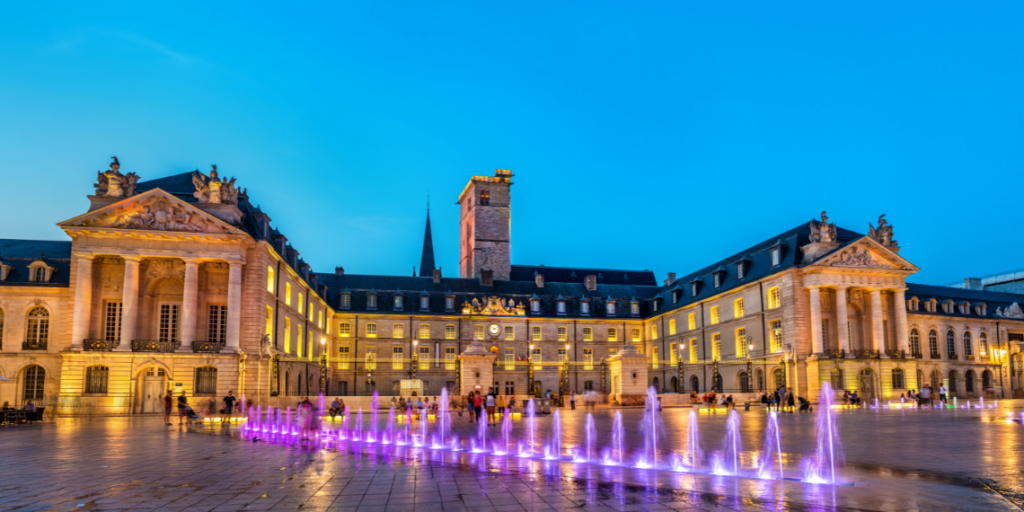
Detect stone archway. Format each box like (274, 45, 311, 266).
(858, 368, 876, 403)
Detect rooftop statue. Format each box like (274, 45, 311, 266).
(868, 214, 898, 248)
(192, 165, 239, 205)
(94, 156, 139, 198)
(808, 211, 837, 244)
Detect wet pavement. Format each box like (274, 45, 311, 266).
(1, 401, 1022, 511)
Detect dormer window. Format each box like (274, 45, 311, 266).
(958, 301, 970, 315)
(606, 300, 616, 316)
(340, 290, 351, 309)
(907, 296, 919, 312)
(419, 293, 430, 311)
(479, 189, 490, 206)
(941, 300, 954, 314)
(975, 302, 987, 316)
(653, 298, 661, 311)
(28, 260, 55, 283)
(35, 267, 45, 282)
(367, 291, 378, 310)
(630, 299, 640, 317)
(713, 274, 721, 288)
(926, 298, 937, 313)
(556, 296, 567, 316)
(531, 296, 541, 314)
(671, 288, 681, 303)
(580, 298, 590, 316)
(736, 258, 749, 280)
(394, 292, 404, 311)
(771, 248, 781, 266)
(689, 279, 701, 298)
(445, 294, 455, 312)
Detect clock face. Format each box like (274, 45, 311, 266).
(489, 324, 500, 335)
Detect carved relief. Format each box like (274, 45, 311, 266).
(145, 259, 186, 281)
(83, 197, 226, 233)
(94, 156, 140, 198)
(833, 247, 894, 269)
(462, 296, 526, 316)
(997, 303, 1024, 320)
(809, 211, 837, 243)
(868, 214, 899, 248)
(192, 166, 240, 205)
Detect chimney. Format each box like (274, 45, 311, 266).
(535, 273, 544, 288)
(433, 268, 442, 283)
(481, 269, 494, 287)
(667, 273, 676, 285)
(335, 266, 344, 276)
(964, 277, 983, 290)
(585, 275, 597, 291)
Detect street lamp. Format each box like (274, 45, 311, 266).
(746, 342, 754, 393)
(319, 337, 328, 393)
(412, 339, 419, 380)
(677, 343, 686, 392)
(562, 343, 571, 404)
(528, 343, 535, 398)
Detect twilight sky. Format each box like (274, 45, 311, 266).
(1, 2, 1022, 285)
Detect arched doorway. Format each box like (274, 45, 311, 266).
(965, 370, 976, 394)
(930, 370, 942, 393)
(739, 372, 750, 393)
(285, 371, 290, 396)
(22, 365, 45, 404)
(755, 369, 764, 392)
(948, 370, 959, 396)
(138, 366, 168, 413)
(670, 376, 679, 393)
(858, 368, 876, 402)
(713, 373, 723, 393)
(772, 368, 785, 391)
(652, 377, 660, 392)
(982, 370, 994, 394)
(690, 376, 700, 393)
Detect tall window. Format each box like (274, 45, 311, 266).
(365, 346, 377, 370)
(419, 324, 431, 340)
(0, 308, 5, 349)
(104, 301, 122, 343)
(85, 366, 109, 394)
(607, 328, 617, 342)
(208, 305, 227, 343)
(670, 343, 677, 366)
(318, 311, 323, 329)
(25, 306, 49, 347)
(195, 367, 217, 395)
(267, 266, 274, 292)
(581, 301, 589, 314)
(367, 294, 377, 309)
(504, 326, 515, 340)
(651, 325, 658, 339)
(584, 348, 594, 370)
(531, 347, 542, 365)
(285, 283, 291, 306)
(767, 287, 781, 309)
(821, 319, 829, 348)
(340, 322, 351, 337)
(909, 328, 920, 355)
(284, 317, 291, 352)
(393, 294, 403, 310)
(689, 338, 698, 363)
(929, 330, 938, 355)
(669, 319, 676, 335)
(158, 304, 179, 342)
(366, 323, 377, 338)
(445, 347, 456, 370)
(946, 330, 956, 357)
(631, 302, 639, 316)
(504, 348, 515, 370)
(734, 298, 744, 318)
(831, 368, 845, 390)
(607, 301, 616, 315)
(631, 328, 641, 342)
(710, 306, 720, 325)
(532, 326, 541, 341)
(338, 346, 350, 369)
(892, 369, 905, 389)
(393, 323, 405, 339)
(479, 189, 490, 205)
(688, 312, 696, 330)
(712, 333, 721, 361)
(736, 327, 747, 357)
(582, 327, 593, 341)
(445, 324, 456, 339)
(557, 301, 566, 314)
(298, 293, 303, 314)
(296, 328, 303, 358)
(420, 296, 429, 310)
(445, 296, 455, 311)
(23, 365, 45, 400)
(392, 347, 404, 369)
(963, 331, 973, 357)
(770, 320, 783, 353)
(558, 327, 567, 341)
(558, 348, 567, 363)
(771, 248, 781, 266)
(265, 306, 273, 339)
(651, 347, 659, 369)
(980, 333, 989, 359)
(340, 294, 351, 308)
(474, 325, 485, 340)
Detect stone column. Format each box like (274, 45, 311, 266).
(835, 286, 850, 354)
(116, 256, 141, 352)
(70, 255, 95, 349)
(870, 288, 884, 353)
(893, 288, 910, 354)
(225, 262, 243, 351)
(809, 286, 823, 354)
(179, 259, 200, 352)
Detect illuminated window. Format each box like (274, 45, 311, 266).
(688, 312, 696, 330)
(582, 327, 593, 341)
(296, 327, 303, 358)
(284, 317, 291, 352)
(669, 319, 676, 335)
(909, 328, 920, 355)
(157, 305, 178, 342)
(670, 343, 677, 366)
(532, 326, 541, 341)
(767, 287, 781, 309)
(504, 348, 515, 370)
(265, 306, 273, 339)
(393, 294, 403, 310)
(892, 368, 905, 389)
(504, 326, 514, 340)
(445, 347, 456, 369)
(338, 346, 350, 369)
(710, 306, 720, 325)
(736, 327, 747, 357)
(419, 324, 430, 340)
(308, 330, 313, 360)
(267, 267, 274, 292)
(558, 327, 567, 341)
(365, 346, 377, 370)
(651, 324, 658, 339)
(631, 328, 641, 342)
(393, 347, 404, 370)
(309, 304, 314, 321)
(326, 317, 330, 335)
(479, 189, 490, 205)
(317, 311, 323, 329)
(689, 338, 698, 362)
(104, 301, 122, 343)
(734, 298, 744, 318)
(474, 325, 484, 340)
(531, 348, 542, 365)
(393, 323, 404, 338)
(963, 331, 973, 357)
(366, 323, 377, 338)
(419, 346, 429, 369)
(584, 348, 594, 370)
(770, 320, 783, 353)
(651, 347, 659, 369)
(712, 333, 721, 361)
(339, 322, 351, 337)
(980, 333, 989, 359)
(298, 292, 303, 314)
(558, 348, 567, 363)
(608, 328, 617, 342)
(445, 324, 456, 339)
(85, 365, 109, 394)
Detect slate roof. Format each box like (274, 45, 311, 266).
(509, 265, 657, 286)
(419, 211, 435, 277)
(136, 172, 200, 203)
(0, 239, 72, 286)
(904, 283, 1024, 320)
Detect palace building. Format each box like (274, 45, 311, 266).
(1, 161, 1023, 416)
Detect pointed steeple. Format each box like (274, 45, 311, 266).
(418, 199, 435, 277)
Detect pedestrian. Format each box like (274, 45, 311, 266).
(569, 390, 576, 410)
(222, 390, 237, 423)
(416, 397, 424, 419)
(177, 390, 189, 426)
(786, 388, 795, 412)
(485, 388, 497, 425)
(939, 384, 947, 404)
(496, 394, 506, 416)
(474, 392, 484, 422)
(466, 392, 475, 423)
(507, 395, 516, 414)
(163, 390, 174, 426)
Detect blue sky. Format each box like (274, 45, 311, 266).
(1, 2, 1022, 285)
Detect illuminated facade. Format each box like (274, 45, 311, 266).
(2, 165, 1023, 416)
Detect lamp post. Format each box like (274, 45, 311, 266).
(412, 339, 418, 380)
(677, 342, 685, 392)
(999, 347, 1008, 399)
(528, 343, 535, 398)
(561, 343, 570, 406)
(746, 342, 754, 393)
(319, 337, 327, 393)
(366, 372, 373, 396)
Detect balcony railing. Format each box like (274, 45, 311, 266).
(83, 339, 116, 352)
(885, 349, 906, 360)
(828, 349, 846, 359)
(132, 340, 180, 353)
(930, 352, 941, 359)
(22, 341, 48, 350)
(912, 352, 924, 359)
(947, 354, 959, 360)
(853, 349, 880, 359)
(192, 340, 225, 353)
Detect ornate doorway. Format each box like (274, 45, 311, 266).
(858, 368, 876, 402)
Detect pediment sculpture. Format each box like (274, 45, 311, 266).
(832, 247, 894, 269)
(809, 211, 837, 243)
(868, 214, 899, 248)
(94, 156, 140, 198)
(83, 197, 227, 233)
(462, 296, 526, 316)
(997, 303, 1024, 319)
(192, 165, 240, 205)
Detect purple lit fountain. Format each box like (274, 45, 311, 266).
(758, 411, 784, 480)
(637, 386, 662, 468)
(803, 382, 844, 484)
(545, 408, 562, 460)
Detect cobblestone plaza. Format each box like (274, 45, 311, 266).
(2, 403, 1022, 511)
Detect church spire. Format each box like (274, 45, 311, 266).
(418, 199, 435, 277)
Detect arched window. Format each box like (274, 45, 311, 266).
(773, 369, 786, 391)
(891, 369, 905, 390)
(831, 368, 845, 390)
(982, 370, 993, 390)
(965, 370, 975, 393)
(963, 331, 973, 357)
(930, 370, 942, 391)
(948, 370, 959, 394)
(909, 329, 920, 356)
(479, 189, 490, 206)
(980, 332, 988, 359)
(34, 267, 46, 282)
(419, 324, 430, 340)
(929, 330, 938, 356)
(946, 330, 956, 357)
(734, 298, 744, 318)
(690, 375, 700, 392)
(194, 367, 217, 396)
(267, 266, 274, 292)
(285, 371, 291, 396)
(85, 366, 109, 394)
(23, 365, 45, 400)
(739, 372, 750, 393)
(25, 306, 49, 349)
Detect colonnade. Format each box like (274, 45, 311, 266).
(808, 285, 909, 356)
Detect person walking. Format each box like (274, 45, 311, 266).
(222, 390, 237, 423)
(473, 392, 484, 423)
(938, 384, 947, 404)
(786, 388, 795, 412)
(177, 390, 189, 426)
(466, 392, 476, 423)
(485, 388, 497, 426)
(569, 390, 576, 410)
(163, 390, 174, 426)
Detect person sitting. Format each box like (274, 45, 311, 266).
(399, 397, 407, 411)
(849, 391, 860, 406)
(798, 396, 812, 412)
(725, 395, 734, 408)
(24, 400, 36, 412)
(1, 401, 10, 410)
(329, 398, 342, 419)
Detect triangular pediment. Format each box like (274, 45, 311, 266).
(813, 237, 917, 272)
(58, 188, 246, 236)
